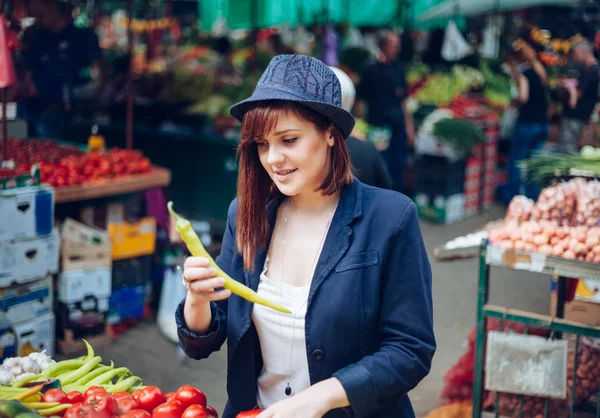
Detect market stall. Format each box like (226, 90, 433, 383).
(0, 341, 244, 418)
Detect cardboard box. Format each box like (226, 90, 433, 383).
(58, 267, 111, 304)
(0, 231, 60, 287)
(61, 240, 112, 272)
(0, 313, 55, 361)
(550, 291, 600, 326)
(0, 186, 54, 241)
(0, 276, 53, 325)
(109, 218, 156, 260)
(574, 279, 600, 304)
(61, 218, 109, 246)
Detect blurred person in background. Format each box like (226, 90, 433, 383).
(560, 39, 599, 154)
(330, 66, 392, 189)
(502, 44, 549, 203)
(355, 30, 415, 194)
(19, 0, 100, 140)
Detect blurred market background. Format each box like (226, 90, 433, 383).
(2, 0, 600, 417)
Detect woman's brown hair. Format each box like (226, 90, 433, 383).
(236, 101, 353, 271)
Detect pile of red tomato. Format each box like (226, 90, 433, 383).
(41, 386, 218, 418)
(0, 139, 153, 188)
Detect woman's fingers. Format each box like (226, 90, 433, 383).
(184, 256, 210, 269)
(184, 266, 217, 281)
(188, 277, 225, 293)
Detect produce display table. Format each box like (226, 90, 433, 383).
(54, 167, 171, 203)
(472, 241, 600, 418)
(67, 121, 239, 234)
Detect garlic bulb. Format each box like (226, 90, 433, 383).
(10, 366, 23, 376)
(2, 358, 19, 369)
(0, 370, 14, 386)
(20, 357, 40, 374)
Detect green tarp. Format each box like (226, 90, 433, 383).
(199, 0, 401, 30)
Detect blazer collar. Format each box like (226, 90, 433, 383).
(244, 178, 364, 306)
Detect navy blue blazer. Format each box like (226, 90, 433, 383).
(176, 179, 436, 418)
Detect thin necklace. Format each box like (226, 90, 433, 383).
(278, 197, 339, 397)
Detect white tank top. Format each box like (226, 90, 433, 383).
(251, 256, 311, 409)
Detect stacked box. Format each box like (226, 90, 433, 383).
(107, 256, 152, 324)
(481, 126, 500, 211)
(56, 219, 112, 340)
(0, 186, 56, 361)
(464, 157, 482, 216)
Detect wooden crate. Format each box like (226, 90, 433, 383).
(61, 240, 112, 272)
(56, 323, 113, 356)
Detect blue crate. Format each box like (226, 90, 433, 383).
(107, 285, 146, 325)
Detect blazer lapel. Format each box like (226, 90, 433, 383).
(244, 195, 283, 313)
(307, 179, 363, 309)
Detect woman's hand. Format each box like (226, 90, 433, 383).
(257, 378, 349, 418)
(256, 392, 327, 418)
(183, 256, 232, 304)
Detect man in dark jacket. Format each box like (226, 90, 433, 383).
(329, 67, 392, 190)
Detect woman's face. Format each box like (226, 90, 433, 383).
(255, 111, 334, 197)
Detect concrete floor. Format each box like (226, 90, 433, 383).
(94, 204, 552, 417)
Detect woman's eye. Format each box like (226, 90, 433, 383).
(256, 141, 267, 147)
(283, 137, 297, 144)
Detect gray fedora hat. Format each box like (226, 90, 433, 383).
(230, 54, 356, 138)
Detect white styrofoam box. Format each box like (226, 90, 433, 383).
(0, 313, 55, 360)
(0, 186, 54, 241)
(58, 267, 111, 304)
(45, 230, 60, 274)
(13, 313, 55, 358)
(0, 230, 60, 287)
(0, 276, 53, 324)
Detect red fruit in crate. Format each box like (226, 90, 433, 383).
(175, 386, 207, 409)
(181, 405, 209, 418)
(136, 387, 166, 413)
(152, 401, 184, 418)
(235, 411, 262, 418)
(205, 406, 218, 418)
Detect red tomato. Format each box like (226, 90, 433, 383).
(205, 407, 218, 418)
(42, 389, 69, 404)
(85, 387, 108, 398)
(152, 401, 184, 418)
(181, 405, 208, 418)
(175, 386, 207, 409)
(116, 397, 139, 415)
(64, 403, 112, 418)
(114, 392, 134, 402)
(131, 390, 143, 403)
(136, 387, 166, 413)
(67, 392, 86, 405)
(121, 410, 152, 418)
(85, 391, 118, 416)
(165, 393, 176, 403)
(235, 411, 262, 418)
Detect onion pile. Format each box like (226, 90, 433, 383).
(490, 179, 600, 263)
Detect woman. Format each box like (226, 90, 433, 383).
(176, 54, 435, 418)
(502, 44, 549, 203)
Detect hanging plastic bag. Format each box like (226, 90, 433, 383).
(441, 21, 474, 62)
(157, 266, 188, 344)
(485, 331, 568, 399)
(479, 16, 502, 59)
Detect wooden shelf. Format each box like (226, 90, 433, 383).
(54, 167, 171, 203)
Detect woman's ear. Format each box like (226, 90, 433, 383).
(326, 125, 336, 147)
